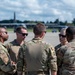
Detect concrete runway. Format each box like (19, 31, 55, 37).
(5, 31, 60, 47)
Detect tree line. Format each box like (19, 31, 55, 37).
(0, 18, 75, 26)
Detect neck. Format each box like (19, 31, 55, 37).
(0, 38, 4, 43)
(61, 41, 68, 45)
(16, 39, 24, 46)
(34, 35, 42, 39)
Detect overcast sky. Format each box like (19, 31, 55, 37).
(0, 0, 75, 22)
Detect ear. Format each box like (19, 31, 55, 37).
(40, 32, 44, 37)
(0, 33, 2, 37)
(40, 32, 43, 36)
(67, 35, 73, 42)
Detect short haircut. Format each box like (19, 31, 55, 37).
(33, 23, 46, 35)
(66, 26, 75, 35)
(15, 26, 27, 33)
(0, 27, 6, 32)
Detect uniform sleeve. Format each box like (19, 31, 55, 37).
(0, 59, 15, 73)
(48, 45, 57, 71)
(57, 46, 66, 67)
(5, 43, 11, 53)
(0, 50, 16, 73)
(17, 46, 24, 71)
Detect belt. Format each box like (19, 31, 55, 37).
(25, 71, 49, 74)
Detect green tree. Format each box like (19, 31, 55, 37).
(72, 18, 75, 25)
(54, 18, 60, 24)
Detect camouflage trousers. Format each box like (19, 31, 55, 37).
(62, 69, 75, 75)
(25, 71, 49, 75)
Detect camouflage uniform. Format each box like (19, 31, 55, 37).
(55, 44, 62, 75)
(17, 38, 57, 75)
(0, 42, 16, 75)
(58, 39, 75, 75)
(55, 44, 62, 52)
(6, 39, 26, 63)
(5, 39, 26, 75)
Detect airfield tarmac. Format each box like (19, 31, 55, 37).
(5, 32, 60, 47)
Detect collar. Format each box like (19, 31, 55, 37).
(70, 39, 75, 42)
(32, 37, 43, 40)
(0, 42, 4, 46)
(13, 39, 26, 46)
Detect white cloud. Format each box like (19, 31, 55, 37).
(63, 0, 75, 7)
(24, 0, 40, 9)
(52, 9, 61, 15)
(0, 0, 75, 22)
(59, 11, 73, 22)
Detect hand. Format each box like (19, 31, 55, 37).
(11, 61, 16, 64)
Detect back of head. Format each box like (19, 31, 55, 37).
(33, 23, 46, 35)
(66, 26, 75, 42)
(66, 26, 75, 35)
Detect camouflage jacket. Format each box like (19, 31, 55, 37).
(17, 37, 57, 73)
(0, 42, 16, 75)
(55, 44, 62, 55)
(58, 39, 75, 74)
(5, 39, 26, 63)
